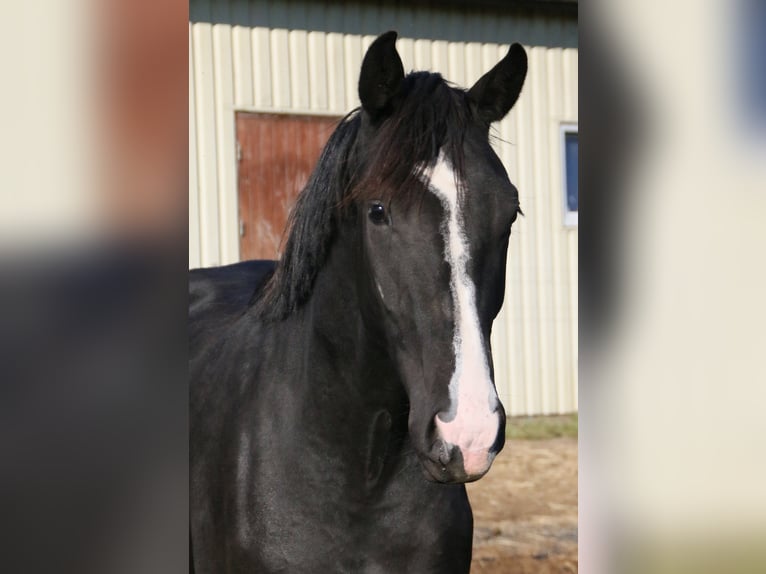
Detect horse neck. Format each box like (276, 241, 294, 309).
(262, 226, 411, 492)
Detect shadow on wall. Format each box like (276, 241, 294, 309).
(189, 0, 578, 50)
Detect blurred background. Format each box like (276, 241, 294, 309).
(1, 0, 765, 573)
(0, 1, 188, 573)
(580, 0, 766, 572)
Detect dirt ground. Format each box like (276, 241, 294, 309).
(467, 438, 578, 573)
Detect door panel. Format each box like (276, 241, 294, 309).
(236, 113, 340, 261)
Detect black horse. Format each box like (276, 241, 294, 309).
(190, 31, 527, 574)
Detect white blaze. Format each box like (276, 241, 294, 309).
(424, 152, 499, 476)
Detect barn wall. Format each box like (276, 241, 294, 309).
(189, 0, 578, 416)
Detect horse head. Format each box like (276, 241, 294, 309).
(351, 32, 527, 483)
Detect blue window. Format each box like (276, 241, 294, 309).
(741, 0, 766, 130)
(561, 125, 578, 226)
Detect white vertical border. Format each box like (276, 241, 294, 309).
(560, 122, 579, 227)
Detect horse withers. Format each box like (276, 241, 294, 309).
(190, 31, 527, 574)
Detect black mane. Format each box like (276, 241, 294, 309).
(252, 72, 472, 321)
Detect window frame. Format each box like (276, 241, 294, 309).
(560, 123, 578, 227)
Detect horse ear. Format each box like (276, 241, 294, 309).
(358, 31, 404, 120)
(467, 43, 528, 124)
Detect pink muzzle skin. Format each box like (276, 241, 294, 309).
(434, 410, 500, 477)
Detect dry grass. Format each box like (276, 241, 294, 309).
(468, 437, 578, 573)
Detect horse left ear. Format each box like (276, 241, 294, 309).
(468, 43, 528, 124)
(358, 31, 405, 121)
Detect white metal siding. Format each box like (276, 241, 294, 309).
(189, 0, 578, 416)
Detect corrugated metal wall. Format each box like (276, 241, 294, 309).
(189, 0, 578, 415)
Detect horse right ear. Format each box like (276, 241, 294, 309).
(467, 43, 527, 125)
(358, 31, 404, 121)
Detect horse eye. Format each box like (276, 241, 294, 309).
(368, 202, 387, 225)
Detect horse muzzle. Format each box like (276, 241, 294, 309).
(421, 406, 506, 483)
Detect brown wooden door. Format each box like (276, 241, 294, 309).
(236, 112, 341, 261)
